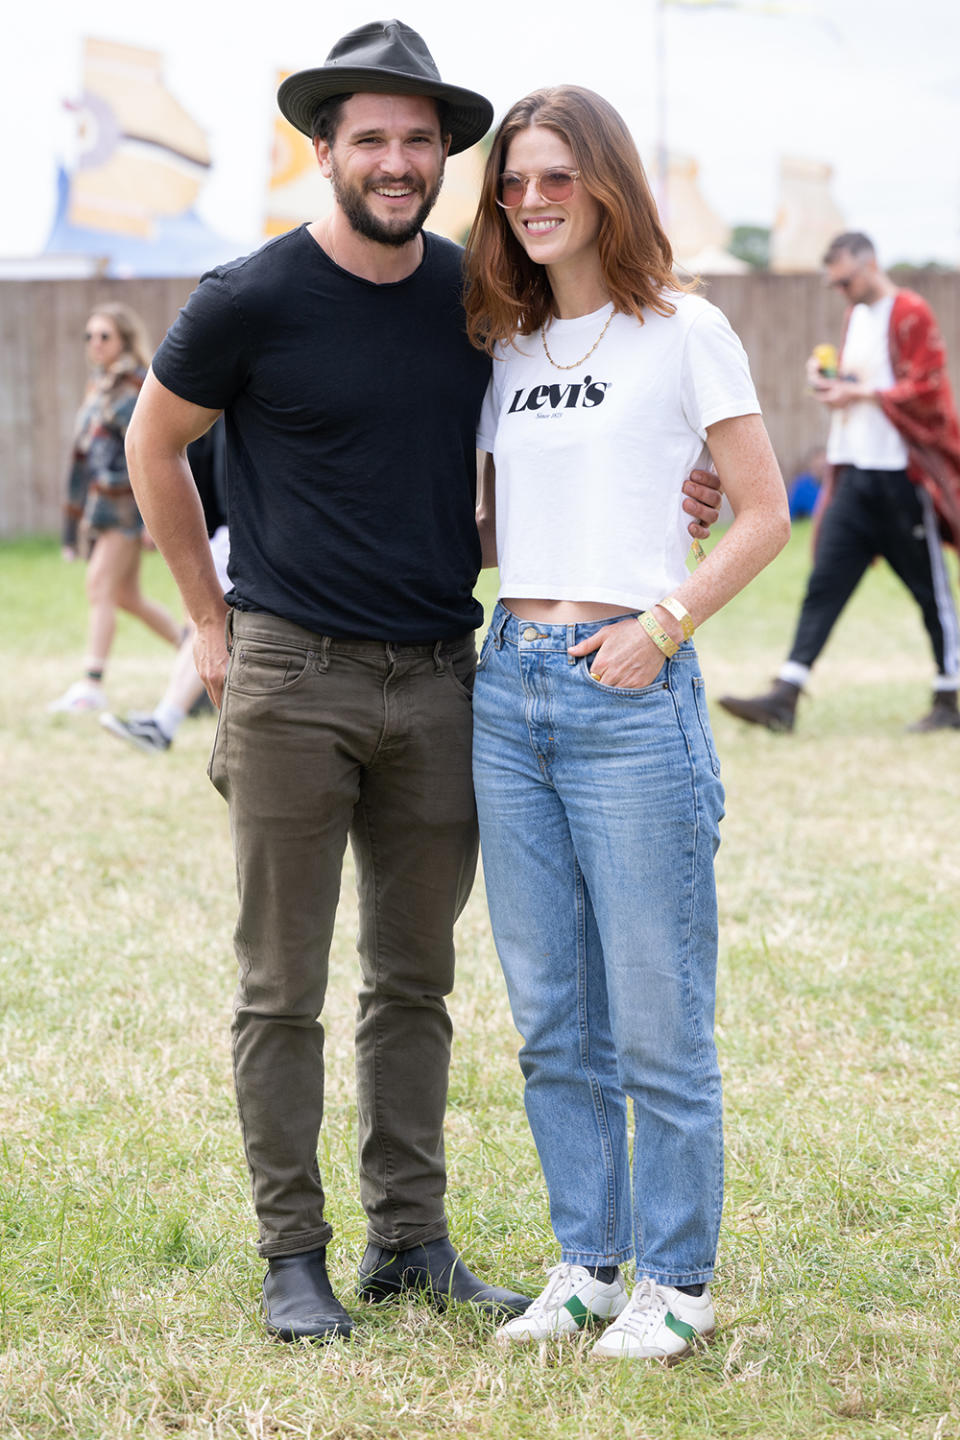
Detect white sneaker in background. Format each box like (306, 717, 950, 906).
(47, 680, 106, 714)
(495, 1262, 627, 1343)
(591, 1278, 715, 1363)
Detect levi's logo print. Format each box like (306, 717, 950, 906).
(506, 375, 611, 416)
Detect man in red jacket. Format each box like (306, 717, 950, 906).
(721, 232, 960, 733)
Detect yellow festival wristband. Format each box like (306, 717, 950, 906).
(657, 596, 695, 642)
(638, 611, 679, 658)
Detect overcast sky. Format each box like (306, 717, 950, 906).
(4, 0, 959, 265)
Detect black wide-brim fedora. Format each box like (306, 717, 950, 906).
(277, 18, 493, 155)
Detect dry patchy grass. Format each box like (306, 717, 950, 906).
(1, 533, 958, 1439)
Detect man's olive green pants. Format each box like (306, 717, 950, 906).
(210, 610, 479, 1258)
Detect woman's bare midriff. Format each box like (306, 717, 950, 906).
(502, 598, 638, 623)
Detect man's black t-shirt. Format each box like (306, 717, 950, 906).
(153, 225, 491, 642)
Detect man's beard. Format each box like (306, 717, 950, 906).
(330, 158, 444, 247)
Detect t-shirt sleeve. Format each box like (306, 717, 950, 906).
(476, 372, 498, 453)
(152, 273, 250, 410)
(679, 304, 761, 439)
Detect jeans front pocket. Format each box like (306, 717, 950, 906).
(583, 658, 669, 699)
(692, 676, 722, 777)
(474, 627, 496, 673)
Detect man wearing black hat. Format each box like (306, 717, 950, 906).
(126, 19, 718, 1343)
(125, 18, 531, 1345)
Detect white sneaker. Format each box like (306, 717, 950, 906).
(591, 1278, 715, 1363)
(495, 1263, 627, 1343)
(47, 680, 106, 714)
(100, 712, 172, 754)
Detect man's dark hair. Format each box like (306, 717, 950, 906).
(312, 94, 352, 145)
(310, 93, 451, 146)
(823, 232, 876, 266)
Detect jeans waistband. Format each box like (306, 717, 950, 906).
(229, 608, 475, 658)
(489, 601, 643, 652)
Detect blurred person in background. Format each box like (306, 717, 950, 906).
(720, 232, 960, 734)
(100, 418, 228, 753)
(787, 445, 827, 520)
(50, 302, 183, 714)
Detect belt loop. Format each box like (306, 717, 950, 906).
(566, 622, 576, 664)
(492, 604, 509, 649)
(432, 640, 444, 676)
(317, 634, 330, 673)
(224, 606, 235, 654)
(385, 642, 396, 670)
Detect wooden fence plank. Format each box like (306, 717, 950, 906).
(2, 273, 959, 537)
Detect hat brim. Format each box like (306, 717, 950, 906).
(277, 66, 493, 155)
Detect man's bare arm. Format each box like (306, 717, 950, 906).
(126, 369, 229, 703)
(476, 451, 497, 568)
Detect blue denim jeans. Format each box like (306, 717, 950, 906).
(472, 604, 726, 1286)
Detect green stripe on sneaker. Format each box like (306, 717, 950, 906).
(563, 1296, 591, 1328)
(664, 1311, 697, 1344)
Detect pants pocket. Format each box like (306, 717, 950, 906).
(692, 676, 721, 777)
(228, 641, 311, 695)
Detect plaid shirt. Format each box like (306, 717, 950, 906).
(62, 356, 145, 548)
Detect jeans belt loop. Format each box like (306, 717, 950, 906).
(317, 634, 330, 673)
(432, 640, 445, 676)
(566, 622, 577, 664)
(224, 606, 235, 654)
(492, 605, 509, 649)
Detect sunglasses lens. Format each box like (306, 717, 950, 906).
(497, 171, 578, 207)
(498, 175, 525, 207)
(85, 330, 110, 341)
(540, 170, 576, 201)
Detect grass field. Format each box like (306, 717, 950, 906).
(1, 531, 958, 1440)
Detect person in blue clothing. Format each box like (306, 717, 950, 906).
(787, 446, 826, 519)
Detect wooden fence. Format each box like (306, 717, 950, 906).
(0, 278, 195, 539)
(2, 271, 959, 539)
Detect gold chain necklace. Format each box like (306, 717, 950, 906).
(540, 305, 615, 371)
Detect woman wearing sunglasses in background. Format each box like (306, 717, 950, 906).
(50, 303, 182, 714)
(464, 87, 789, 1361)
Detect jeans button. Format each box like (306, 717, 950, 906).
(523, 626, 538, 640)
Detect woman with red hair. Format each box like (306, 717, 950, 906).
(465, 86, 789, 1361)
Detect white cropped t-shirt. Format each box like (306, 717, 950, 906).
(476, 293, 760, 611)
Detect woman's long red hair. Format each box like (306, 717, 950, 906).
(464, 86, 687, 355)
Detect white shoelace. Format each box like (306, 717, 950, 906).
(612, 1278, 668, 1337)
(525, 1262, 579, 1317)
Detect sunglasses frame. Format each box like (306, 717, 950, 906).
(496, 168, 581, 209)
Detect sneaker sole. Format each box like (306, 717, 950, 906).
(497, 1328, 605, 1345)
(591, 1325, 715, 1365)
(496, 1315, 612, 1344)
